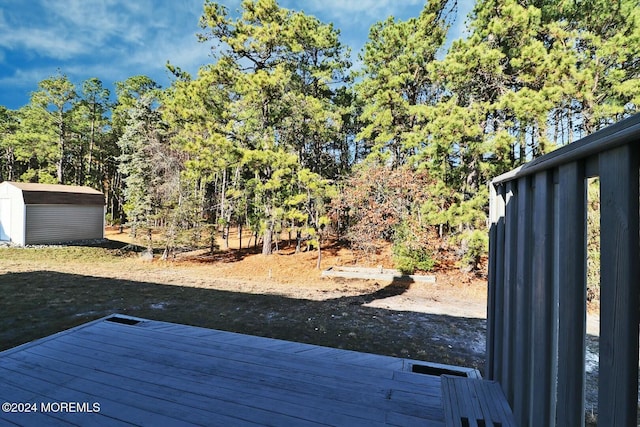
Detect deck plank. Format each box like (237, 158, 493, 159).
(44, 332, 440, 423)
(0, 316, 470, 426)
(0, 365, 195, 426)
(75, 321, 442, 395)
(4, 347, 385, 426)
(52, 328, 436, 400)
(0, 381, 79, 427)
(135, 319, 417, 370)
(440, 376, 516, 427)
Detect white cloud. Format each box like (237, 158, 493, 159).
(0, 0, 473, 108)
(280, 0, 426, 33)
(0, 28, 89, 60)
(297, 0, 423, 18)
(0, 67, 53, 91)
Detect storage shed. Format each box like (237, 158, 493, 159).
(0, 181, 105, 245)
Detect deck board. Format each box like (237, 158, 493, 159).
(0, 315, 473, 426)
(74, 322, 436, 395)
(0, 365, 194, 426)
(5, 347, 386, 426)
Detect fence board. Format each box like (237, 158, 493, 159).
(493, 186, 506, 382)
(598, 145, 640, 425)
(487, 183, 505, 380)
(500, 182, 517, 403)
(556, 161, 587, 426)
(530, 171, 558, 427)
(512, 176, 533, 427)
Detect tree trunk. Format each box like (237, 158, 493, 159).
(209, 227, 216, 253)
(147, 227, 153, 250)
(57, 110, 65, 184)
(87, 106, 95, 186)
(262, 221, 273, 255)
(220, 169, 228, 249)
(316, 237, 322, 270)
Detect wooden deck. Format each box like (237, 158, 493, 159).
(0, 315, 479, 426)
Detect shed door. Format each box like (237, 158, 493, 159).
(25, 205, 103, 244)
(0, 199, 9, 241)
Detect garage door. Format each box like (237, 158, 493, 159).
(25, 205, 103, 244)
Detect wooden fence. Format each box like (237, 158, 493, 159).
(488, 113, 640, 426)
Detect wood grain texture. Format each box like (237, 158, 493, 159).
(531, 170, 558, 427)
(487, 183, 506, 381)
(488, 116, 640, 426)
(440, 375, 516, 427)
(500, 181, 518, 404)
(0, 315, 484, 427)
(513, 176, 533, 427)
(556, 161, 587, 427)
(598, 145, 640, 426)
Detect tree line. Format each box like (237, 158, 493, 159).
(0, 0, 638, 270)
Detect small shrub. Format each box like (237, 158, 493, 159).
(393, 243, 435, 274)
(105, 213, 121, 226)
(451, 229, 488, 271)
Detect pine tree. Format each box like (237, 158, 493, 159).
(30, 73, 77, 184)
(117, 92, 165, 249)
(175, 0, 351, 255)
(0, 107, 19, 181)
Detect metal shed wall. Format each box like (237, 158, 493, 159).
(24, 205, 104, 245)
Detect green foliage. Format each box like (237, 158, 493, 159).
(586, 179, 600, 302)
(166, 0, 351, 257)
(461, 230, 489, 271)
(1, 0, 638, 272)
(393, 245, 435, 275)
(392, 221, 435, 274)
(30, 72, 78, 184)
(357, 0, 454, 168)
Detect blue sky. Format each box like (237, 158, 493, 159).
(0, 0, 474, 110)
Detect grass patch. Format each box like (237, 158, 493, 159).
(0, 246, 125, 263)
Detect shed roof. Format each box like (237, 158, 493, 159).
(2, 181, 104, 205)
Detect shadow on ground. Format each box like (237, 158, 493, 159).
(0, 271, 487, 373)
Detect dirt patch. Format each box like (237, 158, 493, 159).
(0, 229, 489, 374)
